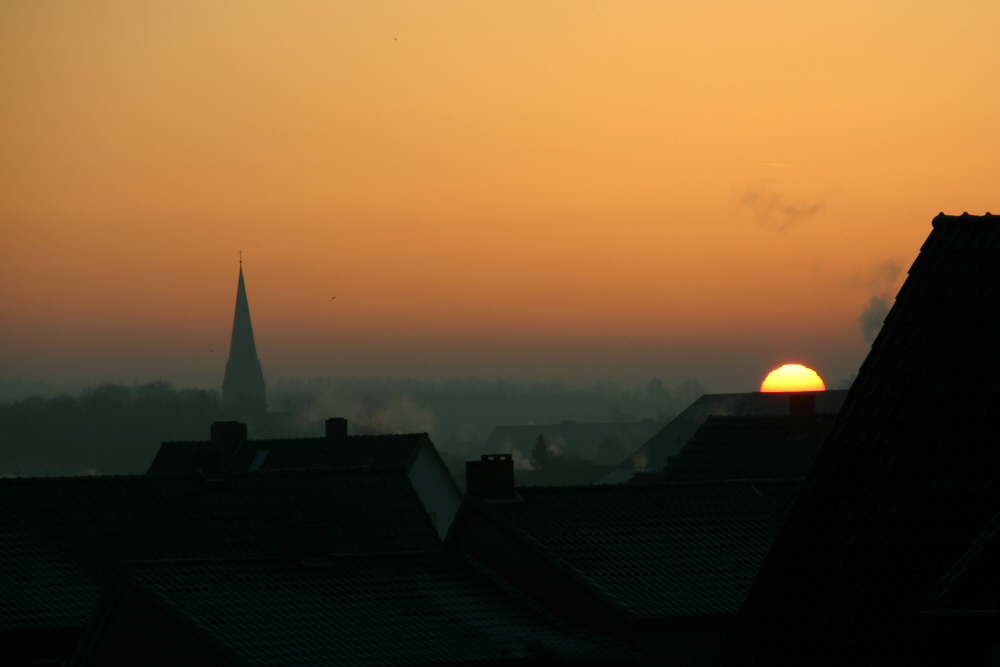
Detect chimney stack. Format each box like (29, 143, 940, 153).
(198, 421, 247, 477)
(325, 418, 348, 441)
(210, 421, 247, 444)
(466, 454, 515, 499)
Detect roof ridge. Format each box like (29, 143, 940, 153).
(515, 477, 806, 492)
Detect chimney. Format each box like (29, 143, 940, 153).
(201, 421, 247, 477)
(281, 518, 331, 561)
(466, 454, 515, 499)
(210, 421, 247, 444)
(325, 417, 348, 441)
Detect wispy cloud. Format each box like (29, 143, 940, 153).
(738, 180, 824, 232)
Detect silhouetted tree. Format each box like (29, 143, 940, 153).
(532, 434, 551, 470)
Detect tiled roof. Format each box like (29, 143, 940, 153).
(474, 479, 801, 618)
(230, 433, 430, 471)
(922, 510, 1000, 615)
(616, 390, 848, 472)
(148, 433, 429, 475)
(659, 413, 836, 482)
(0, 469, 440, 581)
(0, 511, 101, 631)
(715, 214, 1000, 665)
(108, 553, 632, 666)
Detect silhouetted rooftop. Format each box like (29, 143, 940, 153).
(0, 510, 100, 633)
(149, 431, 433, 475)
(0, 470, 440, 581)
(471, 479, 801, 618)
(82, 553, 633, 665)
(715, 213, 1000, 665)
(658, 413, 836, 482)
(614, 390, 848, 473)
(922, 510, 1000, 616)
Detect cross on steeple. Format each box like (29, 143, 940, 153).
(238, 250, 243, 265)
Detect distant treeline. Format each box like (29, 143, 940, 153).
(0, 376, 703, 477)
(0, 382, 224, 476)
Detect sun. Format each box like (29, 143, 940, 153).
(761, 364, 826, 392)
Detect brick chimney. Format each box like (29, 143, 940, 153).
(325, 417, 348, 441)
(210, 421, 247, 444)
(466, 454, 515, 499)
(197, 421, 247, 478)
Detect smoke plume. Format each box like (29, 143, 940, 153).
(858, 260, 903, 342)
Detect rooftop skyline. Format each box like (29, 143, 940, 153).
(2, 2, 997, 392)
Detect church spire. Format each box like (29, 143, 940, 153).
(222, 259, 266, 416)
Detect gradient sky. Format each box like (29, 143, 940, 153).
(2, 1, 998, 392)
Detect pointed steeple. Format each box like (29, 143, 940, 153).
(222, 262, 266, 416)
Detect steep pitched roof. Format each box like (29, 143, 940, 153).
(0, 470, 440, 581)
(0, 511, 101, 632)
(716, 213, 1000, 665)
(659, 413, 836, 482)
(472, 479, 801, 619)
(90, 553, 632, 666)
(922, 510, 1000, 616)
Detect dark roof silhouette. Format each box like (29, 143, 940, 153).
(0, 510, 100, 633)
(79, 553, 632, 666)
(715, 213, 1000, 665)
(658, 411, 836, 482)
(613, 390, 848, 473)
(222, 264, 266, 416)
(0, 470, 440, 582)
(468, 479, 801, 619)
(148, 431, 434, 475)
(922, 509, 1000, 616)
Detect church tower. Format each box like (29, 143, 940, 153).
(222, 259, 266, 416)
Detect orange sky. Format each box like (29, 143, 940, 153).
(2, 1, 998, 392)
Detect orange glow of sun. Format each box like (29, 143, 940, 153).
(760, 364, 826, 392)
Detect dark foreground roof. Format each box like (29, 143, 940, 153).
(0, 511, 101, 633)
(474, 479, 801, 618)
(659, 413, 836, 482)
(0, 470, 440, 581)
(83, 553, 632, 666)
(922, 510, 1000, 616)
(715, 213, 1000, 665)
